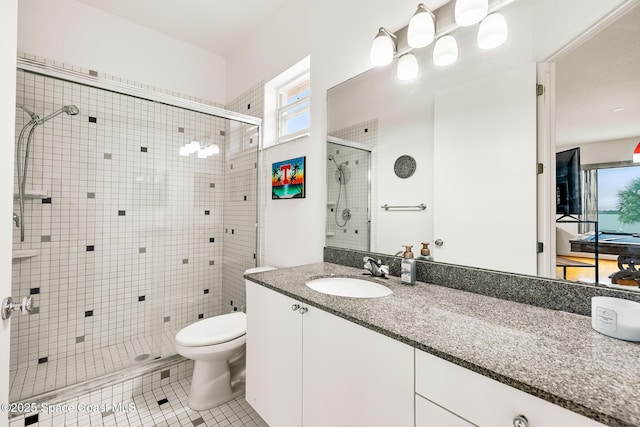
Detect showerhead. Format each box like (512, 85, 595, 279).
(39, 104, 80, 123)
(327, 154, 341, 170)
(64, 105, 80, 115)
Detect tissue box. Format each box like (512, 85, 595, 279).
(591, 296, 640, 342)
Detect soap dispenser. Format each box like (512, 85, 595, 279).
(401, 245, 416, 285)
(419, 242, 434, 261)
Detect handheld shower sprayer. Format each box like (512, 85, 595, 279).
(15, 104, 80, 241)
(39, 105, 80, 124)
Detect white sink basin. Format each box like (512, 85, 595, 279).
(306, 277, 392, 298)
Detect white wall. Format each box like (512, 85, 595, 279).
(18, 0, 226, 103)
(578, 137, 640, 165)
(0, 1, 17, 426)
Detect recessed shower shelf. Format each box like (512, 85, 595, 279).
(14, 190, 49, 200)
(327, 203, 336, 208)
(326, 232, 335, 237)
(12, 250, 39, 259)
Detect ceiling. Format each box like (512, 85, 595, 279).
(74, 0, 288, 57)
(74, 0, 639, 147)
(555, 3, 640, 146)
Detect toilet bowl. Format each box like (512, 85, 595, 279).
(176, 312, 247, 410)
(175, 266, 276, 410)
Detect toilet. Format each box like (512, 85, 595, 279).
(175, 266, 276, 410)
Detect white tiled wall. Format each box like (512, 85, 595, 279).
(11, 56, 259, 401)
(327, 120, 377, 251)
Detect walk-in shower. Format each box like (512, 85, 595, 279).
(326, 140, 371, 251)
(15, 104, 80, 242)
(10, 57, 261, 410)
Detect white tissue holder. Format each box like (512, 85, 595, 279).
(591, 296, 640, 342)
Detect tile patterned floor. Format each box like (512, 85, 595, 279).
(9, 378, 268, 427)
(10, 332, 179, 402)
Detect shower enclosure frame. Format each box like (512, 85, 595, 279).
(16, 55, 263, 263)
(11, 56, 263, 403)
(326, 135, 372, 251)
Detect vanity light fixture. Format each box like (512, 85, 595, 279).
(396, 53, 419, 80)
(407, 3, 436, 48)
(370, 1, 512, 78)
(633, 142, 640, 163)
(433, 35, 459, 67)
(370, 27, 397, 67)
(477, 13, 508, 49)
(455, 0, 489, 26)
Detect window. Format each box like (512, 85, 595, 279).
(596, 164, 640, 233)
(277, 73, 310, 142)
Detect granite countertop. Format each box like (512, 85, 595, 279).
(245, 262, 640, 427)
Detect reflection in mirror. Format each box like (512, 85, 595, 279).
(554, 3, 640, 289)
(326, 0, 639, 284)
(325, 137, 371, 251)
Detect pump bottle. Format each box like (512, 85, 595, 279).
(401, 245, 416, 285)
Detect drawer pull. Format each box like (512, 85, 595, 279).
(513, 415, 528, 427)
(291, 304, 301, 311)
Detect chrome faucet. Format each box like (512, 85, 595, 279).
(363, 256, 389, 278)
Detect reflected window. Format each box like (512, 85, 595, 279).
(595, 164, 640, 233)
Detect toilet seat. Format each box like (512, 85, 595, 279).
(176, 312, 246, 347)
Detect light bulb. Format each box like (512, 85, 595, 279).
(455, 0, 488, 26)
(179, 146, 190, 156)
(408, 4, 435, 48)
(396, 54, 419, 81)
(370, 28, 396, 67)
(477, 13, 508, 49)
(433, 35, 458, 67)
(197, 149, 208, 159)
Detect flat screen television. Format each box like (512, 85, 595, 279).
(556, 147, 582, 215)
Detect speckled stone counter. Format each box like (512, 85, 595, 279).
(245, 262, 640, 427)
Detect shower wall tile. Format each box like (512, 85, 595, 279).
(327, 119, 378, 251)
(11, 56, 259, 399)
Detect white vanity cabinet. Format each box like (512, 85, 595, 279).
(415, 349, 607, 427)
(246, 281, 414, 427)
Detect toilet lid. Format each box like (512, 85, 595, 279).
(176, 312, 246, 347)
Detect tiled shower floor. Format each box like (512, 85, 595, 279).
(10, 332, 178, 402)
(9, 378, 268, 427)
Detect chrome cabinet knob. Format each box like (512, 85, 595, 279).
(435, 239, 444, 247)
(513, 415, 528, 427)
(291, 304, 301, 311)
(299, 307, 308, 314)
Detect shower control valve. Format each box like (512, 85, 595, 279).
(1, 296, 34, 320)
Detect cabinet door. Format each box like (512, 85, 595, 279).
(302, 307, 414, 427)
(416, 395, 476, 427)
(246, 281, 303, 427)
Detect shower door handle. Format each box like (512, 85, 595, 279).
(1, 296, 34, 320)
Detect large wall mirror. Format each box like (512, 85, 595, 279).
(326, 0, 640, 288)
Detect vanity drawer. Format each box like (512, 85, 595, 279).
(415, 350, 606, 427)
(416, 394, 475, 427)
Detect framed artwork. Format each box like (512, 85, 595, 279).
(272, 156, 306, 199)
